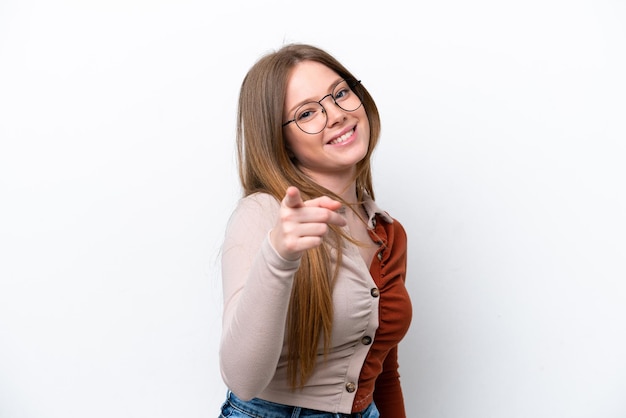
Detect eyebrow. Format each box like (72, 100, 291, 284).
(285, 78, 344, 116)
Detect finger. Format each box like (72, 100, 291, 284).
(304, 195, 343, 212)
(288, 206, 347, 227)
(282, 186, 305, 209)
(270, 223, 327, 260)
(311, 208, 347, 227)
(292, 222, 330, 238)
(293, 236, 324, 252)
(327, 211, 347, 227)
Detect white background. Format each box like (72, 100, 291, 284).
(1, 1, 625, 417)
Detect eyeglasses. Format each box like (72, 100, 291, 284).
(282, 79, 363, 135)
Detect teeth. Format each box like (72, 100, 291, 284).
(329, 129, 353, 145)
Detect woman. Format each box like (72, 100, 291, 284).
(219, 43, 412, 417)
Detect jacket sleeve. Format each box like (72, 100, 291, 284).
(219, 194, 301, 400)
(372, 345, 406, 417)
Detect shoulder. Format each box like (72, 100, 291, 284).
(234, 192, 281, 214)
(231, 192, 281, 221)
(225, 192, 281, 236)
(388, 215, 407, 241)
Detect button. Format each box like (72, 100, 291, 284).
(372, 218, 377, 227)
(345, 382, 356, 393)
(370, 288, 380, 297)
(377, 251, 383, 261)
(361, 336, 372, 345)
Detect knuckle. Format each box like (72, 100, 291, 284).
(284, 236, 299, 251)
(279, 209, 295, 223)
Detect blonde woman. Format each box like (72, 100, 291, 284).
(219, 43, 412, 418)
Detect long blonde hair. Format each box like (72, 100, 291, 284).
(236, 43, 381, 388)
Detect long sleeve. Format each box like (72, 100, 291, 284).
(219, 193, 301, 400)
(373, 345, 406, 417)
(352, 209, 412, 416)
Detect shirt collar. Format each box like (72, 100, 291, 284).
(361, 194, 394, 229)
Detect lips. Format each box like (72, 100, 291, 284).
(327, 128, 355, 145)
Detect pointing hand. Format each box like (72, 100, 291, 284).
(270, 186, 347, 260)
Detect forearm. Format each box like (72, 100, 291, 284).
(220, 236, 300, 398)
(373, 346, 406, 417)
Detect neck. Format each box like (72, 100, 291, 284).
(336, 181, 358, 204)
(301, 168, 359, 203)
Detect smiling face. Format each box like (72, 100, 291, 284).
(282, 60, 370, 190)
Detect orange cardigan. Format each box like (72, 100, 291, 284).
(352, 214, 413, 417)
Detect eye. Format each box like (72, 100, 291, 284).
(333, 81, 352, 102)
(296, 103, 322, 122)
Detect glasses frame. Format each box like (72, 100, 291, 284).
(282, 79, 362, 135)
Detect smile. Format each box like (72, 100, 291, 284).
(327, 128, 355, 145)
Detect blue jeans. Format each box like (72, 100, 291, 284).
(219, 390, 379, 418)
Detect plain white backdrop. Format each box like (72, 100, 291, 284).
(1, 0, 625, 417)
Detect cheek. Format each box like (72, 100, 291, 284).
(356, 105, 369, 128)
(363, 118, 371, 137)
(283, 131, 315, 161)
(360, 112, 371, 141)
(283, 132, 298, 156)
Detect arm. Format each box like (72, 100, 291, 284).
(372, 345, 406, 418)
(219, 194, 300, 400)
(219, 189, 347, 400)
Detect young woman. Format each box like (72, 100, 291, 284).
(219, 43, 412, 417)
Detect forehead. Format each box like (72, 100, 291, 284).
(284, 61, 341, 108)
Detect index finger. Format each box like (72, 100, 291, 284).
(282, 186, 304, 209)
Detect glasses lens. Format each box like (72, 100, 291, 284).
(295, 102, 326, 134)
(333, 80, 362, 112)
(292, 80, 363, 134)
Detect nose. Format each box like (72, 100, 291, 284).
(320, 95, 346, 127)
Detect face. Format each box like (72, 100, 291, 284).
(282, 61, 370, 187)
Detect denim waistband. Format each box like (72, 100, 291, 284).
(222, 390, 377, 418)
